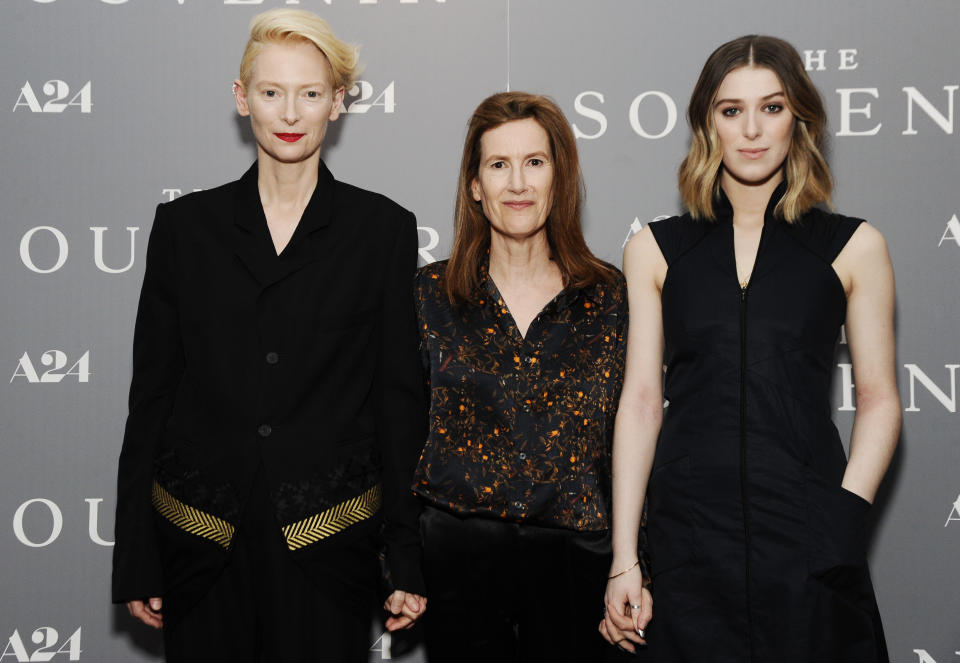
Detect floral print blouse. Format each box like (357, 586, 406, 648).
(412, 259, 627, 532)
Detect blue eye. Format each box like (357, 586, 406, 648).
(306, 90, 319, 98)
(764, 103, 784, 113)
(721, 107, 740, 117)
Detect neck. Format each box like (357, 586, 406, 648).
(256, 150, 321, 209)
(487, 230, 555, 286)
(720, 168, 783, 227)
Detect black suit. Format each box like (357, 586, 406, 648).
(112, 161, 426, 630)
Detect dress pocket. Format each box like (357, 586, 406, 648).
(805, 473, 885, 660)
(646, 455, 695, 576)
(805, 469, 871, 575)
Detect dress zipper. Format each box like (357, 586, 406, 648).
(739, 282, 756, 661)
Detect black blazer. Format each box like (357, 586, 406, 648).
(112, 161, 427, 612)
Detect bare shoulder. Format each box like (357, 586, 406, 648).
(835, 221, 894, 299)
(844, 221, 890, 261)
(623, 226, 667, 288)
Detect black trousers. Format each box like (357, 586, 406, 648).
(162, 473, 377, 663)
(420, 506, 644, 663)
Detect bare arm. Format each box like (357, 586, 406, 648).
(834, 223, 901, 502)
(600, 227, 666, 650)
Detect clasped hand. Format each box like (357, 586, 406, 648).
(384, 590, 428, 631)
(599, 566, 652, 654)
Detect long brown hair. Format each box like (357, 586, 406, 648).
(445, 92, 616, 305)
(678, 35, 832, 222)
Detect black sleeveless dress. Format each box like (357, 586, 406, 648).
(646, 183, 888, 663)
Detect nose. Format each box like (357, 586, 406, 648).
(281, 96, 299, 125)
(744, 109, 761, 140)
(507, 165, 526, 193)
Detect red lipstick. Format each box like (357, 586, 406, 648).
(275, 133, 305, 142)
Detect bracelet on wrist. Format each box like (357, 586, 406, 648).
(608, 559, 639, 579)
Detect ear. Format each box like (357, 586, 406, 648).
(328, 86, 346, 122)
(233, 79, 250, 117)
(471, 177, 482, 202)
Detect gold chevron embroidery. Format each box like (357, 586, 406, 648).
(282, 484, 382, 551)
(151, 481, 235, 549)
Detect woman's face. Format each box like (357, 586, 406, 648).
(471, 118, 554, 242)
(713, 66, 795, 188)
(234, 40, 345, 166)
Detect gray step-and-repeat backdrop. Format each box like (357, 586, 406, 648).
(2, 1, 957, 661)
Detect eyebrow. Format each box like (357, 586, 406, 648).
(484, 151, 550, 162)
(256, 81, 328, 89)
(714, 91, 785, 106)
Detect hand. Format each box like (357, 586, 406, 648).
(127, 597, 163, 629)
(599, 566, 652, 653)
(384, 590, 427, 631)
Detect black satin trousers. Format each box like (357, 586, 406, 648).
(420, 505, 645, 663)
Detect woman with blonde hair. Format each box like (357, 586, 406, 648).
(602, 35, 899, 662)
(112, 10, 427, 661)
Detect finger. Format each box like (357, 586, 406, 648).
(612, 631, 636, 654)
(385, 614, 414, 632)
(598, 619, 616, 645)
(602, 611, 631, 646)
(618, 626, 645, 646)
(600, 619, 626, 648)
(129, 602, 162, 629)
(615, 605, 644, 645)
(627, 595, 647, 634)
(604, 600, 634, 631)
(404, 594, 421, 613)
(388, 591, 405, 614)
(636, 588, 653, 631)
(149, 597, 163, 612)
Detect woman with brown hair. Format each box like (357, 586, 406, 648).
(601, 35, 899, 662)
(413, 91, 652, 661)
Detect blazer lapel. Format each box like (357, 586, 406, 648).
(230, 160, 335, 289)
(231, 162, 277, 287)
(268, 160, 335, 288)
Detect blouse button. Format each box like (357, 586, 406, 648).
(514, 501, 523, 509)
(523, 356, 532, 363)
(522, 404, 531, 413)
(519, 452, 526, 460)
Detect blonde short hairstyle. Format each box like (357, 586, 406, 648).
(678, 35, 832, 223)
(238, 9, 361, 91)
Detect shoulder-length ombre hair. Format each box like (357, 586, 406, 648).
(445, 92, 616, 305)
(678, 35, 832, 222)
